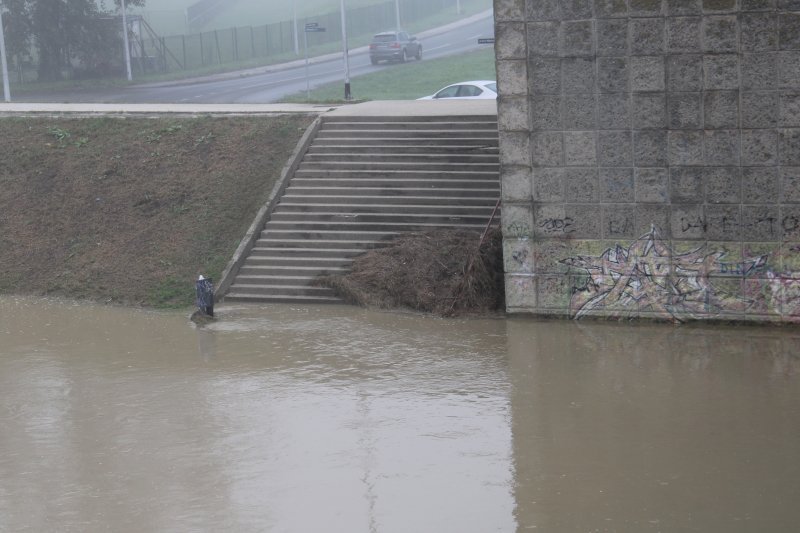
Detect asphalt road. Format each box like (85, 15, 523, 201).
(18, 12, 494, 105)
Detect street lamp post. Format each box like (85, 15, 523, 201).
(340, 0, 350, 100)
(304, 23, 309, 100)
(0, 8, 11, 102)
(395, 0, 400, 30)
(121, 0, 132, 81)
(292, 0, 299, 55)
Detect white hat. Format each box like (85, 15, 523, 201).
(198, 275, 205, 281)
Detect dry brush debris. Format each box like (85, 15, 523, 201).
(316, 228, 505, 316)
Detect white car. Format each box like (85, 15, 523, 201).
(417, 80, 498, 100)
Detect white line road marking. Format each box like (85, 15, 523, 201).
(241, 70, 341, 90)
(241, 75, 306, 89)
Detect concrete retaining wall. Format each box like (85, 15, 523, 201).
(494, 0, 800, 322)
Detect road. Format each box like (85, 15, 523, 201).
(18, 12, 494, 104)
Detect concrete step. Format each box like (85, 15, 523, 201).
(248, 246, 368, 257)
(292, 169, 499, 180)
(259, 229, 402, 240)
(273, 203, 498, 216)
(234, 274, 322, 285)
(256, 238, 391, 249)
(302, 152, 499, 164)
(244, 256, 354, 268)
(307, 144, 499, 154)
(238, 264, 350, 276)
(284, 186, 499, 197)
(268, 211, 495, 225)
(228, 283, 338, 297)
(313, 137, 499, 146)
(316, 129, 499, 139)
(262, 220, 487, 232)
(223, 291, 343, 304)
(297, 161, 500, 172)
(290, 177, 500, 190)
(319, 121, 498, 131)
(323, 115, 497, 123)
(280, 193, 499, 204)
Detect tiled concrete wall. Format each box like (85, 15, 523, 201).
(495, 0, 800, 322)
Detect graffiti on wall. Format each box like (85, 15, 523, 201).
(560, 226, 800, 322)
(767, 271, 800, 318)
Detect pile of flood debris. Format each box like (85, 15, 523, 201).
(316, 228, 505, 316)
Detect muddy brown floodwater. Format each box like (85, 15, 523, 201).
(1, 296, 799, 532)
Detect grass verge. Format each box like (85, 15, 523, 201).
(279, 46, 496, 102)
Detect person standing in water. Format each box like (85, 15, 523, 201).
(195, 275, 214, 317)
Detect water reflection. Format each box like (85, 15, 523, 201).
(195, 328, 217, 361)
(0, 297, 798, 532)
(506, 319, 800, 532)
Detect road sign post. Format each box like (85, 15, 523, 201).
(340, 0, 351, 101)
(304, 23, 326, 100)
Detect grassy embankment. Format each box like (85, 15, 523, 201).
(0, 114, 313, 308)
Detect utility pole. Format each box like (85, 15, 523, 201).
(121, 0, 132, 81)
(304, 25, 309, 100)
(0, 7, 10, 102)
(340, 0, 350, 100)
(292, 0, 299, 55)
(395, 0, 401, 30)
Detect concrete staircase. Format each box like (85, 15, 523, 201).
(222, 113, 500, 304)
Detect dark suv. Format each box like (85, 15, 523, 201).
(369, 31, 422, 64)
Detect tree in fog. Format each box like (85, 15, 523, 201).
(1, 0, 31, 73)
(1, 0, 146, 81)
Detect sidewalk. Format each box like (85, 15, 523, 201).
(0, 102, 333, 115)
(0, 99, 496, 117)
(326, 99, 497, 117)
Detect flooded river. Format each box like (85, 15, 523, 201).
(1, 296, 798, 532)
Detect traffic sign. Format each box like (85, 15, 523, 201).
(478, 38, 495, 44)
(306, 27, 326, 32)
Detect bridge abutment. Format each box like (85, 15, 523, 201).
(494, 0, 800, 322)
